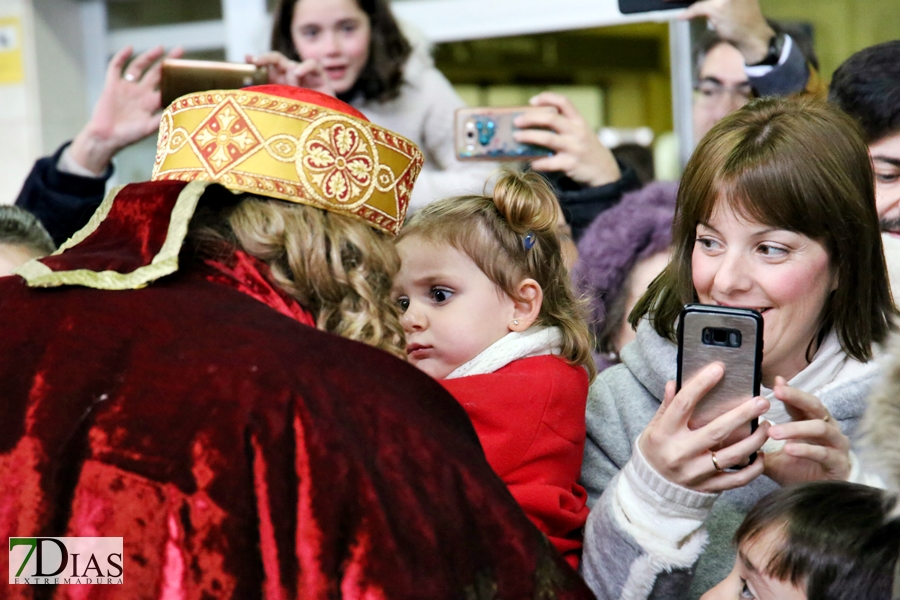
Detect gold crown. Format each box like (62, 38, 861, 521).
(151, 87, 423, 236)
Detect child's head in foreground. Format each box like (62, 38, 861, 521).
(392, 170, 594, 380)
(702, 480, 900, 600)
(0, 206, 55, 276)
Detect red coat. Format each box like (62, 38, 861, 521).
(442, 355, 590, 568)
(0, 182, 593, 599)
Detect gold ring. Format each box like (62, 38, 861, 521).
(711, 451, 724, 472)
(822, 414, 831, 423)
(124, 73, 136, 82)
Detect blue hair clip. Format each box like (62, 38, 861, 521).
(523, 231, 536, 250)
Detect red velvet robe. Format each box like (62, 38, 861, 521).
(0, 182, 593, 599)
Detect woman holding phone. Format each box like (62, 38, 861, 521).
(579, 96, 895, 599)
(250, 0, 493, 211)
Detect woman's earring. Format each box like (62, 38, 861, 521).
(513, 319, 519, 326)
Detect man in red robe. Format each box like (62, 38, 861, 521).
(0, 85, 592, 599)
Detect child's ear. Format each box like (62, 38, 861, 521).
(509, 279, 542, 332)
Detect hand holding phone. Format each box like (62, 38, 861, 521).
(514, 92, 622, 187)
(160, 59, 268, 107)
(245, 53, 334, 96)
(455, 106, 556, 161)
(677, 304, 763, 465)
(637, 362, 769, 493)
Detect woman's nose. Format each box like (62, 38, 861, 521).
(712, 251, 753, 295)
(321, 31, 341, 55)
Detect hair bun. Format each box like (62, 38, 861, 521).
(491, 170, 560, 234)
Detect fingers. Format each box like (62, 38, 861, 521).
(291, 58, 323, 80)
(106, 46, 135, 84)
(247, 51, 292, 68)
(664, 363, 726, 432)
(700, 453, 765, 494)
(529, 154, 586, 176)
(678, 0, 714, 20)
(710, 420, 770, 469)
(513, 111, 568, 136)
(125, 45, 165, 81)
(769, 419, 849, 451)
(528, 91, 581, 120)
(773, 380, 830, 421)
(513, 128, 563, 151)
(692, 395, 769, 454)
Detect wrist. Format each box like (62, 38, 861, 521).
(583, 161, 622, 188)
(68, 127, 119, 176)
(737, 25, 777, 66)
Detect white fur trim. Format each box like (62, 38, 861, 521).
(445, 326, 562, 379)
(619, 532, 708, 600)
(611, 443, 716, 562)
(846, 450, 887, 489)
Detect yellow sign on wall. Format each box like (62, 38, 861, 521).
(0, 16, 23, 85)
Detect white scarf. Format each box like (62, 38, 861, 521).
(760, 330, 878, 453)
(445, 326, 563, 379)
(761, 330, 875, 424)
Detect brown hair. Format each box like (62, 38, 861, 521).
(271, 0, 411, 103)
(735, 481, 900, 599)
(0, 206, 55, 256)
(630, 96, 895, 363)
(190, 193, 404, 358)
(398, 170, 596, 380)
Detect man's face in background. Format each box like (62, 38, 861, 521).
(871, 132, 900, 236)
(693, 42, 753, 142)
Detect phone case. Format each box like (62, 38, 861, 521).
(677, 304, 763, 455)
(618, 0, 694, 14)
(454, 106, 556, 161)
(160, 59, 269, 107)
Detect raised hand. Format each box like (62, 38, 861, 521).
(246, 52, 335, 96)
(513, 92, 621, 188)
(676, 0, 776, 65)
(69, 45, 184, 175)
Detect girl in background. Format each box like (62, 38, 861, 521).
(392, 170, 595, 567)
(253, 0, 493, 210)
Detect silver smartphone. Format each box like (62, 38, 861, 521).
(676, 304, 763, 464)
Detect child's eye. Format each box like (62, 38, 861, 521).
(396, 296, 409, 312)
(430, 288, 453, 304)
(740, 578, 756, 599)
(299, 26, 320, 39)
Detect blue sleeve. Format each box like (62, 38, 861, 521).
(747, 35, 811, 98)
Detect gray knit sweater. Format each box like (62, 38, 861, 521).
(580, 320, 879, 599)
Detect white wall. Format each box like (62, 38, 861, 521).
(0, 0, 41, 205)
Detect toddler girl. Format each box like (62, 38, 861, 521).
(392, 170, 596, 568)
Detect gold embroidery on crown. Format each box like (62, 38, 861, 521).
(190, 98, 264, 176)
(264, 135, 300, 163)
(297, 115, 379, 208)
(152, 89, 424, 235)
